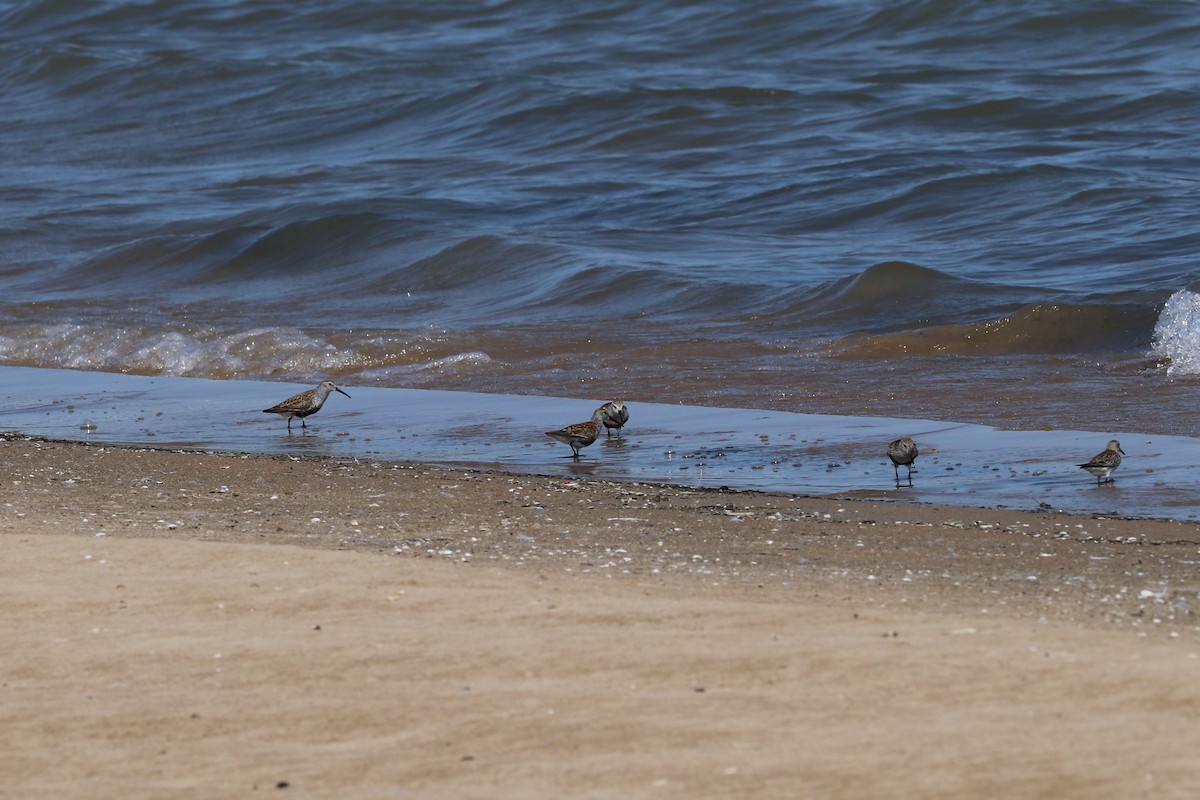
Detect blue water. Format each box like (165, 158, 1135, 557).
(2, 2, 1200, 474)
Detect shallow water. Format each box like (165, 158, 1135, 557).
(2, 367, 1195, 521)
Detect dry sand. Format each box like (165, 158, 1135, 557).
(3, 435, 1200, 798)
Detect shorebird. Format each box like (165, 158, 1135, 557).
(887, 436, 919, 486)
(599, 400, 629, 437)
(545, 407, 606, 458)
(263, 380, 351, 431)
(1078, 439, 1124, 485)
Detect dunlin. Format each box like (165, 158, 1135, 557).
(545, 407, 606, 458)
(599, 400, 629, 437)
(1078, 439, 1124, 485)
(887, 436, 918, 486)
(263, 380, 351, 431)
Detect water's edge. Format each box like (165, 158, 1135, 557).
(0, 366, 1194, 521)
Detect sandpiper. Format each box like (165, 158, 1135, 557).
(545, 407, 606, 458)
(263, 380, 351, 431)
(1078, 439, 1124, 485)
(887, 436, 918, 486)
(599, 400, 629, 437)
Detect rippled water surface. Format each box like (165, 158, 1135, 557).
(2, 1, 1200, 443)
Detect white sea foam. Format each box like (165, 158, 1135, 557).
(0, 322, 493, 382)
(413, 351, 493, 371)
(1151, 290, 1200, 374)
(0, 324, 364, 379)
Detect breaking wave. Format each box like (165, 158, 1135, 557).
(0, 323, 495, 383)
(834, 302, 1159, 357)
(1151, 289, 1200, 374)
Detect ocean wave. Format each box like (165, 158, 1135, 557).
(0, 323, 498, 382)
(201, 212, 405, 283)
(411, 351, 493, 371)
(832, 302, 1159, 357)
(1150, 290, 1200, 374)
(0, 324, 345, 378)
(0, 252, 1167, 362)
(756, 261, 1041, 333)
(382, 236, 569, 293)
(821, 261, 975, 303)
(39, 206, 429, 298)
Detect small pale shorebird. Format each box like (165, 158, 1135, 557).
(887, 436, 918, 486)
(263, 380, 351, 431)
(1078, 439, 1124, 485)
(599, 399, 629, 437)
(545, 407, 606, 458)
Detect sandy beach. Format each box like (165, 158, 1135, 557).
(4, 435, 1200, 798)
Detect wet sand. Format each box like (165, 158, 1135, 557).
(4, 436, 1200, 798)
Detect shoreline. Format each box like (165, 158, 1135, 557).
(1, 364, 1194, 521)
(5, 437, 1200, 797)
(4, 426, 1196, 524)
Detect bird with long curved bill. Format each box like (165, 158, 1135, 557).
(263, 380, 351, 431)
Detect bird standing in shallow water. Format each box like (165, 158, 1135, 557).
(599, 400, 629, 437)
(263, 380, 351, 431)
(1078, 440, 1124, 485)
(887, 436, 918, 486)
(545, 407, 606, 458)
